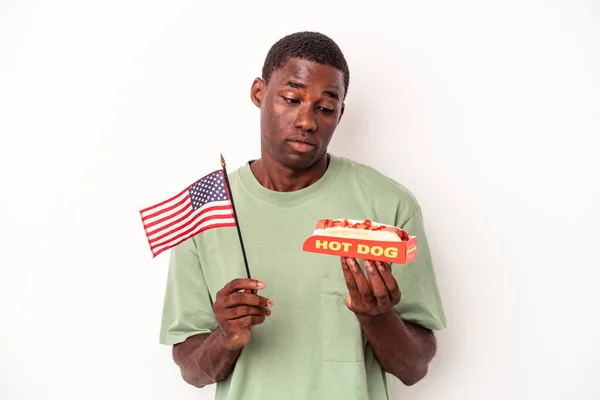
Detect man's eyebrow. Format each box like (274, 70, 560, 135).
(323, 90, 339, 100)
(284, 80, 340, 100)
(285, 80, 306, 89)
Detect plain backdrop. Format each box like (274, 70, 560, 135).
(1, 1, 599, 399)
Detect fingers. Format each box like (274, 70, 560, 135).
(231, 315, 267, 328)
(227, 305, 271, 320)
(374, 260, 401, 304)
(340, 257, 402, 315)
(224, 292, 272, 309)
(341, 256, 359, 294)
(214, 278, 273, 325)
(221, 278, 265, 295)
(215, 278, 271, 349)
(344, 257, 375, 305)
(364, 260, 390, 306)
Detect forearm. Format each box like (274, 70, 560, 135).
(358, 311, 436, 385)
(172, 329, 242, 388)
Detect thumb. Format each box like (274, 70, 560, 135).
(345, 295, 352, 309)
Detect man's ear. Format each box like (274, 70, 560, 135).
(250, 78, 265, 108)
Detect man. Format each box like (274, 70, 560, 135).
(159, 31, 446, 399)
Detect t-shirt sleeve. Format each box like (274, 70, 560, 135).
(159, 237, 219, 345)
(392, 207, 447, 331)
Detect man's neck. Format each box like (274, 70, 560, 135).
(250, 154, 330, 192)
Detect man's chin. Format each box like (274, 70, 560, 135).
(280, 151, 324, 171)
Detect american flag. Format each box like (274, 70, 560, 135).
(140, 169, 236, 257)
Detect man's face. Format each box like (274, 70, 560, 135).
(251, 57, 345, 171)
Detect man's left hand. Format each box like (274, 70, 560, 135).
(340, 257, 401, 317)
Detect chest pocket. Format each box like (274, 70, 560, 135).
(321, 276, 365, 362)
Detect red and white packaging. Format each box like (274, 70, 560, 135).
(302, 218, 418, 264)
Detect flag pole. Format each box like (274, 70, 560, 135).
(221, 154, 252, 281)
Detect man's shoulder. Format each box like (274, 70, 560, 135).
(337, 155, 420, 207)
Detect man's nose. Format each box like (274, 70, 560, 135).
(294, 105, 317, 133)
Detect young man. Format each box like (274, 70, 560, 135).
(160, 31, 446, 399)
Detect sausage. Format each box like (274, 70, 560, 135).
(315, 218, 409, 241)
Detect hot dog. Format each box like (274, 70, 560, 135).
(313, 218, 409, 241)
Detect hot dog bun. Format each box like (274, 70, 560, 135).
(313, 218, 409, 241)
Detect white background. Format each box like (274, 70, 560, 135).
(1, 1, 599, 399)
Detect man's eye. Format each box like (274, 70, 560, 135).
(283, 97, 300, 104)
(319, 106, 334, 114)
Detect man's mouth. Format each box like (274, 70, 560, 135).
(287, 139, 316, 153)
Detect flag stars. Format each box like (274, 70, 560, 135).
(189, 171, 229, 210)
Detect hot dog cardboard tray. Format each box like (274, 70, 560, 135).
(302, 219, 418, 264)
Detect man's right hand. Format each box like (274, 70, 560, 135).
(213, 278, 272, 350)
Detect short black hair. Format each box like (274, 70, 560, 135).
(261, 31, 350, 99)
